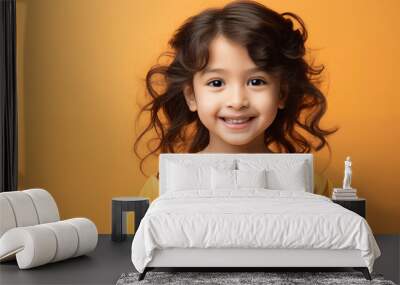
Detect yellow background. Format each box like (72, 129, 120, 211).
(16, 0, 400, 234)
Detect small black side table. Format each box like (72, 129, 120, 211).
(332, 198, 366, 218)
(112, 197, 149, 242)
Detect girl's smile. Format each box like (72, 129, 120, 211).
(219, 116, 257, 130)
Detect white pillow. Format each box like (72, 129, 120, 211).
(211, 168, 267, 190)
(266, 162, 307, 191)
(211, 168, 236, 190)
(167, 160, 235, 192)
(238, 159, 308, 191)
(237, 169, 267, 188)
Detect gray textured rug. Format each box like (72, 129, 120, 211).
(116, 271, 396, 285)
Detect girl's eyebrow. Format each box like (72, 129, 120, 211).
(200, 66, 266, 76)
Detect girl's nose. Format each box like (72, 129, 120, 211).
(227, 85, 249, 109)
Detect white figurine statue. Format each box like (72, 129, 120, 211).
(342, 156, 352, 189)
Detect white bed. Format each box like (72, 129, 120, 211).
(131, 153, 381, 281)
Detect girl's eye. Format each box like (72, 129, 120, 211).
(248, 78, 267, 86)
(206, 78, 267, 88)
(207, 80, 224, 88)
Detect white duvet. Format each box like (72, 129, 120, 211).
(131, 189, 381, 273)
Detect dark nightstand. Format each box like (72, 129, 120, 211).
(111, 197, 149, 241)
(332, 198, 366, 218)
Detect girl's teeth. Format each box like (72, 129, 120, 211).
(225, 118, 250, 124)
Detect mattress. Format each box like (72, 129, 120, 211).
(131, 189, 381, 273)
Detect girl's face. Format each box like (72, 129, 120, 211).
(183, 35, 285, 153)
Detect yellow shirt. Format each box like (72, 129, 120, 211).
(139, 171, 333, 203)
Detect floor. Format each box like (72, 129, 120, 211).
(0, 234, 399, 285)
(0, 235, 135, 285)
(374, 235, 400, 284)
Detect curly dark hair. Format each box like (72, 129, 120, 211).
(133, 0, 339, 177)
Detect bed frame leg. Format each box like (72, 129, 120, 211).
(354, 267, 371, 280)
(138, 268, 148, 281)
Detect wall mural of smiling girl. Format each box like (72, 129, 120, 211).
(133, 0, 339, 201)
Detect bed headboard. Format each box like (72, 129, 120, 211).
(159, 153, 314, 195)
